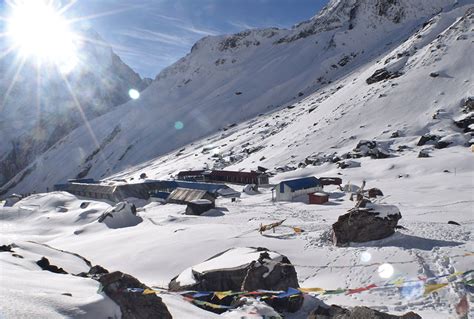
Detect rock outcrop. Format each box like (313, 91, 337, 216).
(169, 247, 303, 313)
(332, 203, 401, 246)
(99, 271, 172, 319)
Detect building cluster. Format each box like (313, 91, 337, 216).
(50, 169, 342, 214)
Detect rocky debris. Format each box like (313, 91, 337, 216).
(308, 304, 421, 319)
(337, 160, 361, 169)
(169, 247, 299, 292)
(390, 130, 401, 138)
(366, 188, 384, 198)
(352, 140, 391, 159)
(366, 68, 402, 85)
(332, 203, 402, 246)
(417, 134, 440, 146)
(461, 97, 474, 113)
(78, 265, 110, 278)
(418, 149, 431, 158)
(36, 257, 68, 274)
(305, 153, 340, 166)
(99, 271, 172, 319)
(0, 244, 13, 252)
(454, 113, 474, 133)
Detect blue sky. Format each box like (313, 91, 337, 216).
(1, 0, 329, 77)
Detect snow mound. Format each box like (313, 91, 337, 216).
(98, 202, 142, 229)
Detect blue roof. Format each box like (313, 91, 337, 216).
(280, 177, 321, 192)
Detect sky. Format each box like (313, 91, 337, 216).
(0, 0, 330, 78)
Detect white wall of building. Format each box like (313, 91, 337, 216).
(276, 184, 323, 201)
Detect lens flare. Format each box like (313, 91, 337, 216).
(129, 89, 140, 100)
(6, 0, 78, 69)
(174, 121, 184, 130)
(377, 263, 394, 279)
(360, 251, 372, 263)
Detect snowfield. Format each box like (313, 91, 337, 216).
(1, 149, 473, 317)
(1, 0, 473, 318)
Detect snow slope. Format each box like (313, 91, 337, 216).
(2, 0, 470, 196)
(0, 28, 148, 187)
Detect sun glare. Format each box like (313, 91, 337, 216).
(6, 0, 78, 70)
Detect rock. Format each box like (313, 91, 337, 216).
(36, 257, 68, 274)
(78, 264, 110, 278)
(99, 271, 172, 319)
(390, 131, 400, 138)
(353, 140, 390, 159)
(139, 173, 148, 179)
(461, 97, 474, 113)
(169, 247, 303, 313)
(367, 188, 384, 198)
(417, 134, 439, 146)
(430, 72, 440, 78)
(308, 304, 421, 319)
(169, 247, 299, 292)
(454, 113, 474, 132)
(366, 68, 402, 85)
(448, 221, 461, 226)
(418, 149, 430, 158)
(0, 244, 13, 252)
(332, 203, 402, 246)
(337, 160, 361, 169)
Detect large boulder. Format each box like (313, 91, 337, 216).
(332, 203, 402, 246)
(169, 247, 303, 313)
(99, 271, 172, 319)
(169, 247, 299, 292)
(308, 304, 421, 319)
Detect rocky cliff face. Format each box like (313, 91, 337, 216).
(0, 29, 149, 186)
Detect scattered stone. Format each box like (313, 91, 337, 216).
(390, 131, 401, 138)
(99, 271, 172, 319)
(337, 160, 361, 169)
(308, 304, 421, 319)
(418, 149, 431, 158)
(448, 221, 461, 226)
(62, 293, 73, 297)
(430, 72, 440, 78)
(139, 173, 148, 179)
(80, 202, 90, 209)
(332, 203, 402, 246)
(235, 91, 243, 95)
(36, 257, 68, 274)
(367, 188, 384, 198)
(366, 68, 402, 85)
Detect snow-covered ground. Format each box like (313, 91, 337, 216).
(1, 147, 472, 317)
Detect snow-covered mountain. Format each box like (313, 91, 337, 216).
(1, 0, 472, 196)
(0, 29, 148, 187)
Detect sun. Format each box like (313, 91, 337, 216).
(6, 0, 78, 69)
